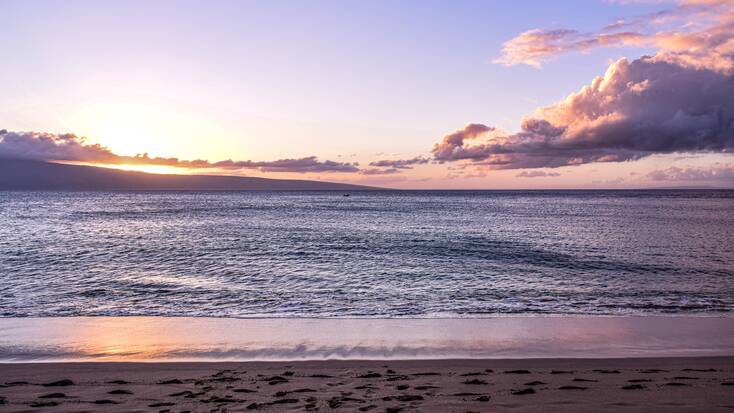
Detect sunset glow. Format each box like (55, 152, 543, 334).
(85, 163, 189, 175)
(1, 0, 732, 188)
(1, 3, 734, 410)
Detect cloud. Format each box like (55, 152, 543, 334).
(516, 170, 561, 178)
(368, 156, 430, 169)
(495, 29, 646, 68)
(591, 177, 626, 185)
(211, 157, 360, 173)
(603, 0, 673, 4)
(433, 1, 734, 170)
(495, 0, 734, 70)
(0, 130, 360, 174)
(646, 163, 734, 182)
(359, 168, 402, 175)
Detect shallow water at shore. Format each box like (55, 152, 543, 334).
(1, 316, 733, 362)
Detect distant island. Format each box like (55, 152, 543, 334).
(0, 159, 378, 191)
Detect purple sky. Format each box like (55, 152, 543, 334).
(1, 0, 732, 188)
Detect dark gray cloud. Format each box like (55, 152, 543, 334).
(0, 130, 359, 174)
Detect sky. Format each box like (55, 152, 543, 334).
(1, 0, 733, 189)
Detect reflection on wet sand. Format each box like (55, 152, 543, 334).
(0, 317, 733, 362)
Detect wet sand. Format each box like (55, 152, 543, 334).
(1, 357, 733, 412)
(3, 317, 734, 361)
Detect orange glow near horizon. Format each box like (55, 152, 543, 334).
(100, 163, 190, 175)
(61, 161, 191, 175)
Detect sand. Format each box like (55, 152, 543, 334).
(0, 357, 733, 412)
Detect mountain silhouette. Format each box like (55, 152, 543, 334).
(0, 159, 378, 190)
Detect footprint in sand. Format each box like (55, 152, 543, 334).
(157, 379, 183, 385)
(92, 399, 118, 404)
(463, 379, 488, 385)
(386, 375, 410, 382)
(232, 388, 257, 393)
(38, 393, 66, 399)
(558, 385, 588, 390)
(262, 375, 289, 385)
(43, 379, 74, 387)
(30, 401, 59, 407)
(149, 402, 176, 407)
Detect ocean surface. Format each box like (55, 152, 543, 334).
(1, 190, 733, 318)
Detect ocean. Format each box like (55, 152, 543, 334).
(1, 190, 733, 318)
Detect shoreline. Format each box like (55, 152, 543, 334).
(1, 316, 733, 362)
(1, 357, 732, 412)
(2, 355, 734, 365)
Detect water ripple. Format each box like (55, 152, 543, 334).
(0, 190, 733, 317)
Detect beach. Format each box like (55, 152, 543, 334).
(1, 358, 733, 412)
(4, 0, 734, 408)
(0, 317, 733, 411)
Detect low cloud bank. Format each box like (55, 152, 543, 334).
(647, 163, 734, 183)
(369, 156, 430, 169)
(0, 130, 359, 174)
(516, 170, 561, 178)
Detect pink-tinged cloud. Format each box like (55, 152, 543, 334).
(0, 130, 360, 174)
(435, 0, 734, 170)
(368, 156, 430, 169)
(495, 29, 646, 68)
(647, 163, 734, 182)
(433, 55, 734, 169)
(516, 170, 561, 178)
(359, 168, 402, 175)
(495, 0, 734, 70)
